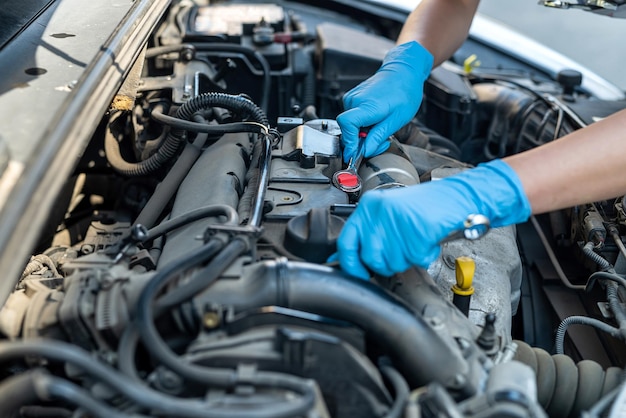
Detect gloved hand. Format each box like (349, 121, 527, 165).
(337, 41, 433, 162)
(336, 159, 532, 279)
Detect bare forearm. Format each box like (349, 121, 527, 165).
(397, 0, 480, 67)
(505, 109, 626, 214)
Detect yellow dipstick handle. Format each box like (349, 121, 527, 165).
(452, 256, 475, 296)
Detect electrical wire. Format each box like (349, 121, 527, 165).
(555, 315, 621, 355)
(380, 364, 410, 418)
(0, 369, 133, 418)
(151, 107, 269, 135)
(530, 215, 585, 290)
(146, 204, 239, 241)
(0, 340, 245, 418)
(133, 238, 317, 417)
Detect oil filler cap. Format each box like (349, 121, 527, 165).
(284, 207, 344, 263)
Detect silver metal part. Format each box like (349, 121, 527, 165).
(439, 214, 491, 244)
(422, 159, 521, 340)
(429, 225, 522, 341)
(357, 151, 420, 193)
(331, 168, 362, 194)
(333, 128, 368, 193)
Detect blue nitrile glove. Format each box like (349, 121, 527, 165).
(336, 159, 532, 279)
(337, 41, 434, 162)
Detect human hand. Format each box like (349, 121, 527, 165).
(336, 160, 532, 279)
(336, 41, 433, 163)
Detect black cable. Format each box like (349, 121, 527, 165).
(0, 341, 225, 418)
(134, 237, 316, 417)
(117, 327, 144, 383)
(155, 238, 247, 311)
(0, 369, 131, 418)
(145, 43, 195, 59)
(133, 239, 240, 388)
(380, 364, 410, 418)
(132, 114, 211, 229)
(151, 107, 268, 135)
(146, 205, 239, 241)
(588, 271, 626, 291)
(105, 106, 185, 177)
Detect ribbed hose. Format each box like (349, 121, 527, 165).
(106, 93, 268, 177)
(582, 241, 611, 271)
(581, 242, 626, 331)
(514, 340, 623, 418)
(173, 93, 268, 128)
(105, 107, 184, 177)
(555, 316, 621, 355)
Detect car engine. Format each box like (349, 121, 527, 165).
(1, 1, 626, 417)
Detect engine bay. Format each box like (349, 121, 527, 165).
(2, 1, 626, 417)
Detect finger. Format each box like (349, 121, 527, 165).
(337, 108, 384, 162)
(406, 241, 441, 269)
(359, 234, 395, 277)
(337, 223, 371, 280)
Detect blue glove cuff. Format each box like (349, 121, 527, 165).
(383, 41, 434, 78)
(467, 159, 532, 228)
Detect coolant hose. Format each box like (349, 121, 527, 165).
(0, 369, 125, 418)
(514, 339, 623, 418)
(0, 340, 254, 418)
(107, 93, 268, 177)
(134, 239, 317, 418)
(173, 92, 268, 128)
(196, 259, 479, 395)
(146, 204, 239, 241)
(133, 114, 210, 228)
(105, 105, 185, 177)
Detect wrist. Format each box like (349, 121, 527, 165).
(465, 159, 532, 228)
(383, 41, 434, 79)
(442, 159, 532, 228)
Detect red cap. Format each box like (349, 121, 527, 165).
(336, 172, 359, 188)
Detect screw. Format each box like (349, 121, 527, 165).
(203, 312, 220, 329)
(81, 244, 94, 254)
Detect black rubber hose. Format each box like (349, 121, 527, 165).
(108, 93, 268, 177)
(193, 43, 272, 113)
(173, 92, 269, 128)
(151, 108, 268, 135)
(196, 259, 476, 394)
(380, 364, 410, 418)
(555, 315, 621, 355)
(145, 43, 195, 59)
(105, 105, 185, 177)
(133, 114, 210, 229)
(146, 204, 239, 241)
(588, 271, 626, 292)
(0, 369, 129, 418)
(134, 239, 316, 418)
(514, 339, 623, 418)
(0, 341, 230, 418)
